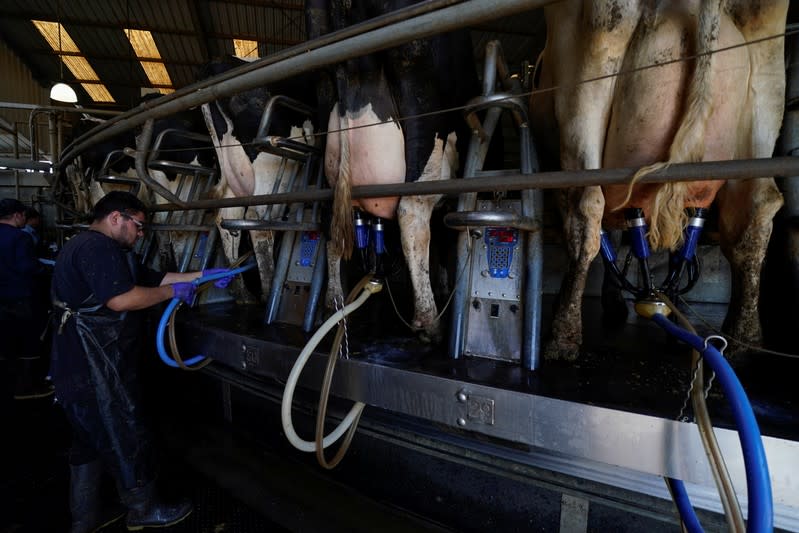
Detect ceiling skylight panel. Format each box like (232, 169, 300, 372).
(32, 20, 115, 103)
(81, 84, 115, 102)
(125, 29, 173, 94)
(234, 39, 260, 60)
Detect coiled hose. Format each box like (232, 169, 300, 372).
(156, 253, 257, 370)
(651, 311, 772, 533)
(281, 274, 382, 463)
(314, 274, 379, 469)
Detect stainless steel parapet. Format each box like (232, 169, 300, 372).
(183, 323, 799, 531)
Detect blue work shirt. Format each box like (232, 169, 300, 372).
(0, 223, 39, 302)
(21, 224, 39, 247)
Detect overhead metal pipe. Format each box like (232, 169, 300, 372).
(0, 101, 122, 116)
(58, 0, 560, 169)
(0, 157, 52, 172)
(150, 156, 799, 212)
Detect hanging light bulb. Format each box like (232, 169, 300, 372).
(49, 5, 77, 104)
(50, 82, 77, 103)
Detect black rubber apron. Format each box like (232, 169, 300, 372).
(51, 251, 155, 489)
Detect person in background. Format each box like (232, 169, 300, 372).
(0, 198, 53, 404)
(50, 191, 232, 532)
(21, 206, 41, 248)
(20, 205, 55, 371)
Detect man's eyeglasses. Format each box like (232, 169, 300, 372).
(121, 213, 146, 233)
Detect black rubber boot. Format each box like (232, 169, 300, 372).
(69, 461, 125, 533)
(121, 482, 192, 531)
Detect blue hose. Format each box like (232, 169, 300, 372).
(157, 263, 256, 368)
(652, 313, 772, 533)
(666, 477, 704, 533)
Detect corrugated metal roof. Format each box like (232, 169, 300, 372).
(0, 0, 310, 108)
(1, 1, 542, 103)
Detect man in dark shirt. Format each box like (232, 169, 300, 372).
(0, 198, 52, 403)
(51, 191, 227, 532)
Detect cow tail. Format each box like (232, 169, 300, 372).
(331, 132, 354, 260)
(200, 102, 229, 200)
(615, 0, 721, 251)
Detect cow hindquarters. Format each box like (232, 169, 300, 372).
(716, 178, 783, 361)
(545, 186, 605, 361)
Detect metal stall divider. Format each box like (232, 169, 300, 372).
(220, 95, 325, 332)
(445, 40, 543, 371)
(141, 129, 219, 273)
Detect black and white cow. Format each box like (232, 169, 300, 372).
(306, 0, 480, 342)
(198, 56, 317, 303)
(65, 97, 216, 270)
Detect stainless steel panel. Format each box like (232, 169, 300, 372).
(187, 326, 799, 530)
(463, 297, 523, 361)
(276, 283, 311, 326)
(464, 199, 525, 361)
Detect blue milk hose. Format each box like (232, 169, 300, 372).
(157, 263, 257, 368)
(651, 313, 772, 533)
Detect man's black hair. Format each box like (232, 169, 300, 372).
(92, 191, 147, 222)
(0, 198, 27, 219)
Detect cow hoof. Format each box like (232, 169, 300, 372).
(722, 320, 763, 365)
(416, 326, 442, 345)
(542, 340, 580, 362)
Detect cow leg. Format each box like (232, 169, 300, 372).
(216, 205, 256, 304)
(545, 186, 605, 361)
(716, 178, 783, 361)
(66, 164, 90, 215)
(536, 2, 640, 361)
(249, 229, 275, 303)
(397, 193, 442, 343)
(396, 132, 456, 344)
(718, 0, 787, 360)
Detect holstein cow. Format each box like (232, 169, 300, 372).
(530, 0, 787, 361)
(65, 101, 216, 271)
(64, 123, 144, 215)
(199, 56, 316, 303)
(306, 0, 478, 342)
